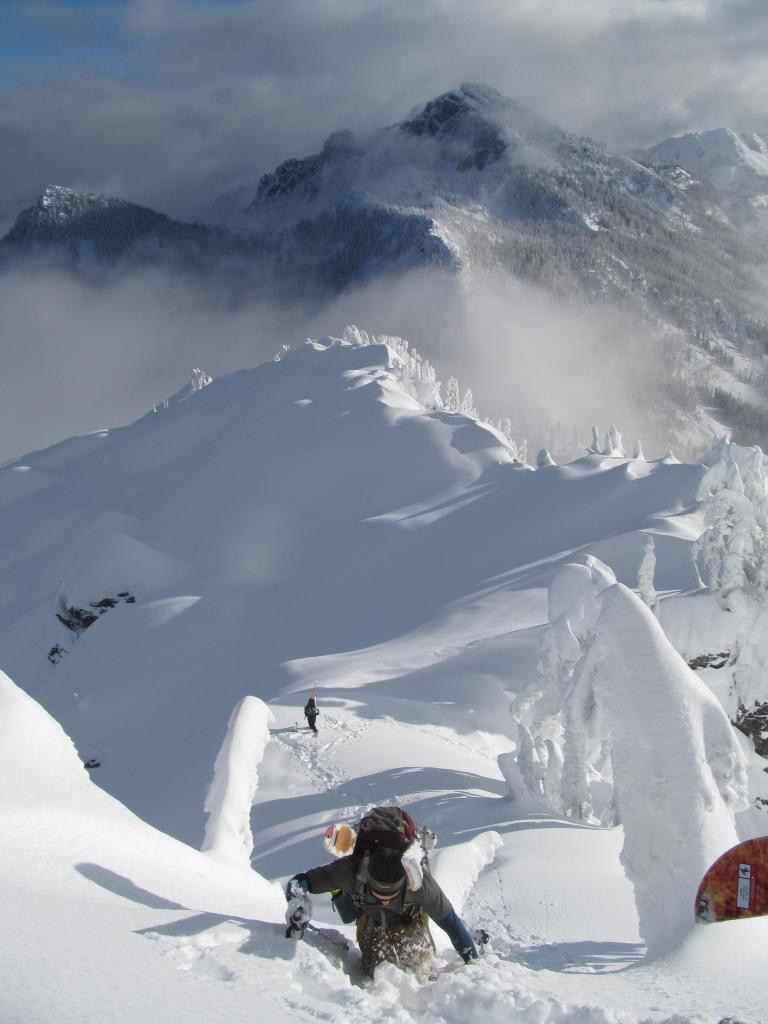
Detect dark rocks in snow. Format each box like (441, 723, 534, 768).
(688, 651, 731, 671)
(56, 605, 98, 634)
(252, 129, 363, 204)
(51, 591, 136, 660)
(47, 643, 67, 665)
(400, 83, 509, 170)
(734, 700, 768, 759)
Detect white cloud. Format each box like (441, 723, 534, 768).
(0, 263, 675, 465)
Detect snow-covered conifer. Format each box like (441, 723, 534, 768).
(638, 535, 657, 609)
(459, 388, 477, 418)
(633, 440, 645, 460)
(693, 441, 768, 610)
(343, 324, 370, 346)
(604, 425, 624, 457)
(190, 368, 213, 392)
(445, 377, 460, 413)
(586, 426, 601, 455)
(536, 448, 556, 468)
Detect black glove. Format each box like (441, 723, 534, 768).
(459, 945, 478, 964)
(285, 873, 310, 900)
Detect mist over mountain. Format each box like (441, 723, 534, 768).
(3, 83, 768, 460)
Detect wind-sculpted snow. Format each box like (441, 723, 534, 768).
(202, 696, 275, 865)
(431, 831, 503, 933)
(0, 668, 280, 913)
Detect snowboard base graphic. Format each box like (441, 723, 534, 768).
(695, 836, 768, 923)
(324, 822, 357, 857)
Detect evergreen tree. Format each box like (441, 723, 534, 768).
(638, 536, 657, 610)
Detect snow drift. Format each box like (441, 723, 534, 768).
(1, 330, 768, 1022)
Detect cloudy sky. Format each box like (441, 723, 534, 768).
(2, 0, 768, 226)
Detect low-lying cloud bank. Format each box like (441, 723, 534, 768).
(0, 264, 681, 466)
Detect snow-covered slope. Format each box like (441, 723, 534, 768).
(2, 332, 768, 1022)
(642, 128, 768, 193)
(0, 334, 707, 842)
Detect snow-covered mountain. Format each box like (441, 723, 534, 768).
(642, 128, 768, 194)
(0, 184, 282, 291)
(5, 85, 768, 457)
(2, 331, 768, 1021)
(4, 86, 767, 324)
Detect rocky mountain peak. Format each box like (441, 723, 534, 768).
(250, 129, 363, 207)
(4, 185, 135, 244)
(399, 82, 513, 170)
(398, 82, 561, 171)
(31, 185, 127, 225)
(401, 82, 508, 129)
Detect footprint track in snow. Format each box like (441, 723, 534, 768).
(272, 715, 372, 794)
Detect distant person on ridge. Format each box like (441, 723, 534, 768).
(304, 696, 319, 733)
(284, 806, 479, 977)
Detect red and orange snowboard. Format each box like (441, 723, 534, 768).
(695, 837, 768, 923)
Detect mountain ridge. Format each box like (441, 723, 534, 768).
(5, 84, 768, 453)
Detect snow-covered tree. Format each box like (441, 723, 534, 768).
(189, 368, 213, 392)
(445, 377, 460, 413)
(339, 327, 444, 410)
(586, 426, 601, 455)
(693, 441, 768, 610)
(343, 324, 371, 346)
(502, 555, 748, 953)
(633, 440, 645, 460)
(536, 448, 556, 468)
(638, 535, 657, 610)
(459, 388, 477, 418)
(603, 425, 624, 457)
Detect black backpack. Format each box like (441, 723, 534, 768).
(353, 806, 417, 854)
(332, 806, 435, 923)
